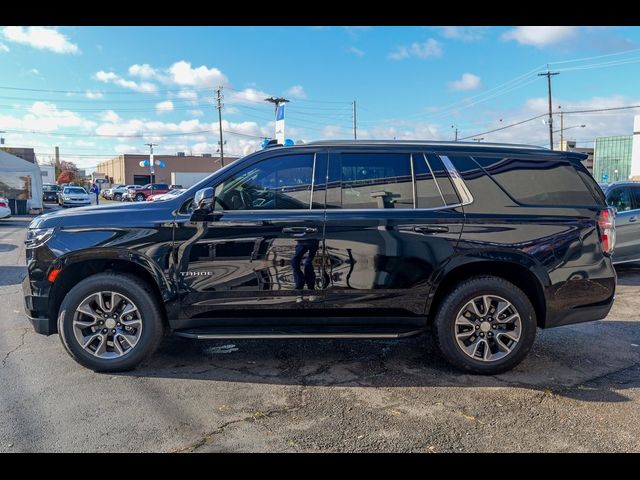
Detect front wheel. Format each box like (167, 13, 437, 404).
(433, 276, 537, 375)
(135, 193, 145, 202)
(57, 272, 164, 372)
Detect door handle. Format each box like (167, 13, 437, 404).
(413, 225, 449, 234)
(630, 216, 637, 222)
(282, 226, 318, 236)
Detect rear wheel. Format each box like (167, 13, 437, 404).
(135, 193, 145, 202)
(433, 276, 537, 375)
(113, 193, 122, 201)
(58, 273, 164, 372)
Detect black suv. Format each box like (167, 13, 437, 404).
(23, 141, 616, 374)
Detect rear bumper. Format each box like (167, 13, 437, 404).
(544, 258, 616, 328)
(22, 275, 56, 335)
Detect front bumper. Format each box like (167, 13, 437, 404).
(22, 274, 56, 335)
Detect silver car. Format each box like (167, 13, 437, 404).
(602, 181, 640, 264)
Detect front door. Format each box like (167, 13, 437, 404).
(321, 150, 465, 315)
(607, 185, 640, 262)
(175, 151, 327, 322)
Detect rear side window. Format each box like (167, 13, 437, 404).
(330, 152, 414, 209)
(472, 156, 600, 206)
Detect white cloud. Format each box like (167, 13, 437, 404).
(94, 70, 157, 93)
(128, 63, 157, 79)
(389, 38, 442, 60)
(1, 26, 79, 54)
(188, 109, 204, 117)
(286, 85, 307, 99)
(74, 140, 95, 147)
(167, 61, 228, 88)
(502, 26, 578, 48)
(100, 110, 120, 122)
(156, 100, 174, 114)
(229, 87, 270, 104)
(449, 73, 481, 91)
(177, 90, 198, 100)
(85, 90, 103, 99)
(347, 46, 365, 57)
(440, 26, 488, 41)
(29, 68, 40, 75)
(0, 101, 95, 133)
(0, 43, 9, 53)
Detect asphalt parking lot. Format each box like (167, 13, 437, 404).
(1, 212, 640, 452)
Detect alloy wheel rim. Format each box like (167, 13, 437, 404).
(454, 295, 521, 362)
(72, 291, 143, 359)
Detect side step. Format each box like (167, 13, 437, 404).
(173, 325, 425, 340)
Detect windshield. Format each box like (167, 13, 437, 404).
(64, 187, 86, 194)
(43, 185, 59, 192)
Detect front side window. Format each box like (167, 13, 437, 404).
(607, 187, 634, 212)
(214, 154, 314, 210)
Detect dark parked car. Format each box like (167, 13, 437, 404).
(42, 183, 60, 202)
(23, 140, 616, 374)
(601, 181, 640, 264)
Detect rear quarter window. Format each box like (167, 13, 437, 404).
(471, 156, 601, 206)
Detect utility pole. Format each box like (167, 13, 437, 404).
(451, 125, 459, 141)
(538, 69, 559, 150)
(352, 100, 357, 140)
(215, 87, 225, 167)
(144, 143, 157, 196)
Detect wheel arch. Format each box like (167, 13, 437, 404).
(427, 256, 548, 328)
(48, 249, 173, 333)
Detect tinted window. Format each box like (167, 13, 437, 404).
(329, 152, 413, 209)
(311, 152, 328, 209)
(412, 153, 444, 209)
(472, 156, 599, 206)
(607, 187, 634, 211)
(43, 185, 59, 192)
(64, 187, 86, 194)
(427, 154, 460, 205)
(214, 154, 314, 210)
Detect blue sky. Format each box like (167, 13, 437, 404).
(1, 26, 640, 170)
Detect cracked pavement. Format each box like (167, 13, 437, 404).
(1, 216, 640, 452)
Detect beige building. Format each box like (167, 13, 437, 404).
(559, 140, 594, 175)
(96, 153, 238, 186)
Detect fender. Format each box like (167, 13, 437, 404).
(52, 247, 177, 303)
(425, 249, 551, 315)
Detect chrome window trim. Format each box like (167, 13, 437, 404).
(439, 155, 474, 206)
(409, 153, 417, 209)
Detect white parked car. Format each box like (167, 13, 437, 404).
(104, 184, 127, 200)
(58, 186, 91, 208)
(118, 185, 142, 201)
(0, 197, 10, 219)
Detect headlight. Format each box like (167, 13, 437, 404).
(25, 228, 55, 249)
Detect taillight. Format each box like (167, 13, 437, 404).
(0, 201, 7, 207)
(597, 208, 616, 255)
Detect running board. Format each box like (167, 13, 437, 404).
(173, 325, 425, 340)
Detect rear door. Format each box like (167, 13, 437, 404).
(608, 185, 640, 262)
(321, 149, 465, 316)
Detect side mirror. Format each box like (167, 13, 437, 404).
(193, 187, 214, 213)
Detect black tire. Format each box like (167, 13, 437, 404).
(57, 272, 164, 372)
(113, 193, 122, 201)
(433, 276, 537, 375)
(136, 193, 145, 202)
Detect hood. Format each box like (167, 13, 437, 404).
(29, 200, 179, 229)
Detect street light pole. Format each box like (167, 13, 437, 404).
(144, 143, 157, 196)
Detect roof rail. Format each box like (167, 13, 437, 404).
(302, 139, 547, 150)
